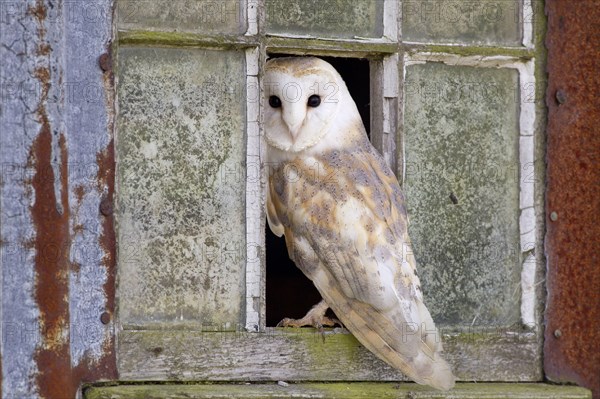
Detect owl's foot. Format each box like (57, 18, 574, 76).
(277, 300, 342, 329)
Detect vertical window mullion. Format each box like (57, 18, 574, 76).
(245, 47, 262, 332)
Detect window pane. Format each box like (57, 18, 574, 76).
(402, 0, 522, 46)
(403, 62, 521, 327)
(117, 48, 246, 330)
(117, 0, 247, 35)
(266, 0, 384, 39)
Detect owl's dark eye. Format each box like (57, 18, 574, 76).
(269, 95, 282, 108)
(307, 95, 321, 108)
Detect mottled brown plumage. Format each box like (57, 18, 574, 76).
(265, 57, 455, 390)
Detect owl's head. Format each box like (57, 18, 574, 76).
(264, 57, 363, 154)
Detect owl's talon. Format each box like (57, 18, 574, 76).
(276, 318, 292, 328)
(276, 300, 342, 329)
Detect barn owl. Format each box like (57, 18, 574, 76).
(264, 57, 455, 391)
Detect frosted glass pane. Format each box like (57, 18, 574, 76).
(117, 0, 247, 35)
(117, 47, 246, 330)
(266, 0, 384, 39)
(403, 0, 522, 46)
(403, 62, 521, 327)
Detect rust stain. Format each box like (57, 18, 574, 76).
(97, 140, 116, 312)
(87, 39, 118, 381)
(38, 43, 52, 56)
(96, 48, 118, 367)
(99, 52, 113, 73)
(27, 2, 47, 42)
(28, 1, 46, 20)
(27, 0, 117, 396)
(33, 67, 50, 96)
(29, 1, 75, 396)
(72, 185, 86, 241)
(544, 1, 600, 398)
(68, 140, 119, 383)
(70, 40, 118, 386)
(74, 185, 85, 204)
(31, 102, 75, 398)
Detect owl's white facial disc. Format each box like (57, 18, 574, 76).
(264, 57, 351, 153)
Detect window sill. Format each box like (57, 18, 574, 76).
(118, 328, 541, 381)
(85, 382, 591, 399)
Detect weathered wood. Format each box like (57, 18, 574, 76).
(118, 30, 259, 49)
(265, 36, 398, 57)
(370, 56, 399, 172)
(244, 47, 265, 332)
(118, 328, 541, 381)
(369, 59, 385, 156)
(85, 383, 592, 399)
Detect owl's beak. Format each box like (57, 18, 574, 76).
(282, 107, 305, 140)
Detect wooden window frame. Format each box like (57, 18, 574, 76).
(118, 0, 546, 384)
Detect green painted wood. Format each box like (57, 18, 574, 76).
(85, 383, 592, 399)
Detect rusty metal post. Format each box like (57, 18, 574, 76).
(0, 1, 117, 398)
(544, 1, 600, 398)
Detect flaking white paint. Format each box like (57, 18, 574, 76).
(245, 46, 263, 332)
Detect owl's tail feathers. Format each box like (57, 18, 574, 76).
(357, 312, 455, 391)
(411, 351, 455, 391)
(321, 288, 456, 391)
(410, 301, 456, 391)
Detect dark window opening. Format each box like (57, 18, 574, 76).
(265, 55, 371, 327)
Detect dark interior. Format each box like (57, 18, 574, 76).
(265, 55, 371, 327)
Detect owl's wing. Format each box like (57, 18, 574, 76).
(268, 143, 455, 391)
(266, 186, 284, 237)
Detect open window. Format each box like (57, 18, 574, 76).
(265, 55, 371, 327)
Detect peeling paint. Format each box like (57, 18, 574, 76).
(1, 0, 117, 397)
(65, 0, 118, 378)
(522, 0, 534, 48)
(245, 47, 263, 331)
